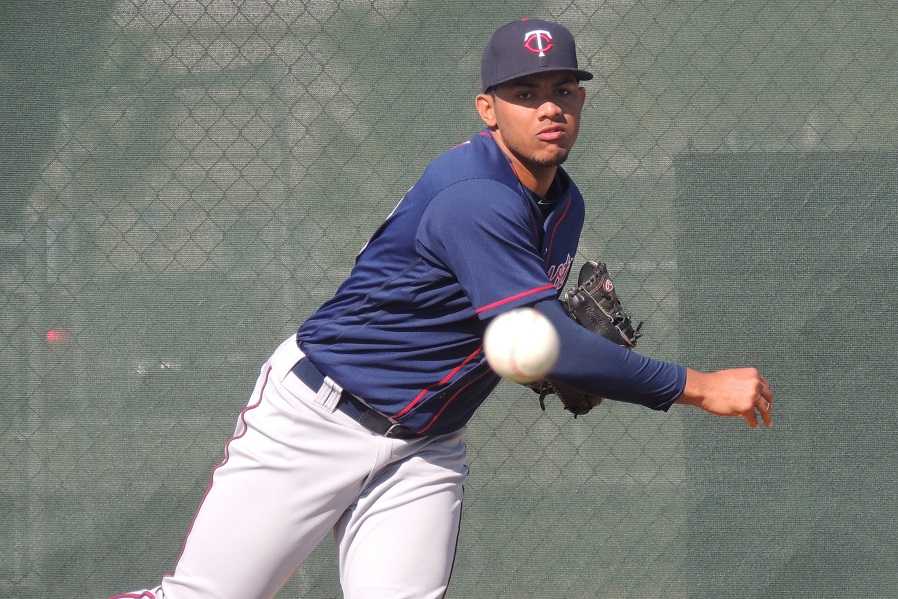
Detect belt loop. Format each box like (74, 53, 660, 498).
(317, 377, 343, 412)
(290, 356, 343, 413)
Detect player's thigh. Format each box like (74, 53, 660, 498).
(336, 434, 468, 599)
(164, 364, 373, 599)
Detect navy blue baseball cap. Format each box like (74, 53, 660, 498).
(481, 18, 594, 92)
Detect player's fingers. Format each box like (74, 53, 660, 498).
(742, 409, 760, 429)
(759, 375, 774, 402)
(757, 395, 773, 428)
(751, 394, 772, 428)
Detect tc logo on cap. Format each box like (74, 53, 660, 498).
(481, 19, 593, 92)
(524, 30, 553, 57)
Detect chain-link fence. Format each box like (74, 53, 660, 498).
(2, 1, 897, 597)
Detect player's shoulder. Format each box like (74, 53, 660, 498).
(425, 131, 518, 186)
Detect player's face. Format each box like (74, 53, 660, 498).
(477, 72, 586, 190)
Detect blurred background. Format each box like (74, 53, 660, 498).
(1, 1, 896, 597)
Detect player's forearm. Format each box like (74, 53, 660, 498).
(673, 368, 710, 407)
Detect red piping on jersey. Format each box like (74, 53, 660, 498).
(543, 192, 572, 267)
(392, 347, 482, 419)
(419, 364, 495, 434)
(476, 284, 555, 314)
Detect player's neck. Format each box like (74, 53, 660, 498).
(518, 168, 556, 198)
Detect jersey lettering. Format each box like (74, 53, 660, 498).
(547, 253, 574, 291)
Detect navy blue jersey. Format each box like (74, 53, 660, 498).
(298, 130, 583, 435)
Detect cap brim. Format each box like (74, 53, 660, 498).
(484, 67, 594, 92)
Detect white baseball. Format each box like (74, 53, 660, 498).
(483, 307, 560, 384)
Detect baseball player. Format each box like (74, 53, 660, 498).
(112, 18, 772, 599)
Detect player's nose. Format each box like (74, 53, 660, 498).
(537, 99, 564, 120)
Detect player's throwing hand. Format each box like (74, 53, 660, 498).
(677, 367, 774, 428)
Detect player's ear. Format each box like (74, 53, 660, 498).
(476, 93, 497, 128)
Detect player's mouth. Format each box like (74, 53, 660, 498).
(536, 126, 566, 142)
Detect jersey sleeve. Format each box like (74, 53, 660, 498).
(533, 297, 687, 410)
(417, 179, 559, 317)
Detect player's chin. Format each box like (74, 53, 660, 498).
(532, 148, 571, 168)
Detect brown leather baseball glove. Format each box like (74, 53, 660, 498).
(532, 260, 642, 417)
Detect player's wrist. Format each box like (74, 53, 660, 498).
(674, 368, 710, 408)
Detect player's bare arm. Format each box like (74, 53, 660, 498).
(675, 367, 774, 428)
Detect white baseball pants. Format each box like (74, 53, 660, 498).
(113, 337, 468, 599)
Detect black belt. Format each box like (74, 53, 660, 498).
(291, 358, 421, 440)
